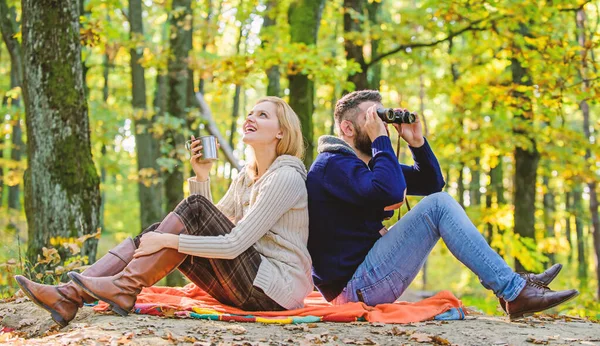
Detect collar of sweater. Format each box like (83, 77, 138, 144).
(317, 135, 357, 156)
(244, 154, 307, 182)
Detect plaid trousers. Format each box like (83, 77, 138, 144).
(136, 194, 284, 311)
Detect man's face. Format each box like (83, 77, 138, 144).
(352, 101, 383, 156)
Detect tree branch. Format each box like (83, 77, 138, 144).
(559, 0, 591, 12)
(367, 16, 500, 68)
(193, 92, 242, 171)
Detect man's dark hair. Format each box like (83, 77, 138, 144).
(334, 90, 382, 131)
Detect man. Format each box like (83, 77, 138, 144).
(307, 90, 578, 320)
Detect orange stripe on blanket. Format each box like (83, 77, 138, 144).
(93, 284, 465, 324)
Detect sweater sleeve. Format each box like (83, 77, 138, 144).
(322, 136, 406, 208)
(399, 138, 446, 195)
(188, 177, 213, 201)
(188, 174, 238, 221)
(178, 168, 305, 259)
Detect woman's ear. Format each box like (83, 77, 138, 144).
(276, 132, 283, 139)
(340, 120, 354, 138)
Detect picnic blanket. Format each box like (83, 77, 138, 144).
(93, 284, 465, 324)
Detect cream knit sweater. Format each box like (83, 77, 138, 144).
(179, 155, 313, 310)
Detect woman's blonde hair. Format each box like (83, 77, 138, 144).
(247, 97, 304, 176)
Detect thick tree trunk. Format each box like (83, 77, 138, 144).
(343, 0, 368, 91)
(130, 0, 164, 231)
(366, 1, 381, 90)
(22, 0, 101, 266)
(576, 8, 600, 299)
(0, 0, 23, 210)
(288, 0, 325, 167)
(165, 0, 192, 212)
(511, 23, 539, 272)
(262, 0, 280, 97)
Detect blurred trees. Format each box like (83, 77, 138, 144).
(0, 0, 598, 313)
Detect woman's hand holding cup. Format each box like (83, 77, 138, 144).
(189, 135, 219, 182)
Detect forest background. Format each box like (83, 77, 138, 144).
(0, 0, 598, 320)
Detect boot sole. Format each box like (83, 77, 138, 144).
(14, 276, 68, 328)
(508, 291, 579, 321)
(68, 273, 131, 317)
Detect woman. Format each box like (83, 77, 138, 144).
(15, 96, 313, 326)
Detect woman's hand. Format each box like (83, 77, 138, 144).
(133, 232, 179, 258)
(189, 135, 219, 182)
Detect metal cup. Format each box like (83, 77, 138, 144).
(198, 135, 218, 161)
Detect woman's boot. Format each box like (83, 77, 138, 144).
(14, 238, 136, 327)
(68, 213, 187, 316)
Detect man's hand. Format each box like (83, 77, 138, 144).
(365, 105, 389, 141)
(392, 108, 425, 147)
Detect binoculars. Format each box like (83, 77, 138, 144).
(376, 108, 417, 124)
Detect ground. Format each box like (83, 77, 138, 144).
(1, 298, 599, 346)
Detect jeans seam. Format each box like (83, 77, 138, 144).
(434, 197, 512, 297)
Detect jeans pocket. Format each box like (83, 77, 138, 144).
(356, 270, 405, 306)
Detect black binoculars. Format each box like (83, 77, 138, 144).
(376, 108, 417, 124)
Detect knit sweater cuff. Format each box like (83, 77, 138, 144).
(408, 138, 435, 163)
(188, 177, 212, 202)
(371, 136, 394, 156)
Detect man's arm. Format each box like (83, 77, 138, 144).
(323, 136, 407, 208)
(399, 138, 446, 195)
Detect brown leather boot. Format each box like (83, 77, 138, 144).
(68, 213, 187, 317)
(505, 280, 579, 320)
(498, 263, 563, 313)
(14, 238, 136, 327)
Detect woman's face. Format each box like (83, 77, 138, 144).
(242, 101, 281, 149)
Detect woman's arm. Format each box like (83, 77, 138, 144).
(178, 169, 305, 259)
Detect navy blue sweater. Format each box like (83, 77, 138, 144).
(307, 135, 445, 301)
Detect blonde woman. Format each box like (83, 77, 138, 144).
(16, 97, 312, 326)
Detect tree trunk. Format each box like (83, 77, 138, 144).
(229, 26, 244, 150)
(288, 0, 325, 167)
(565, 191, 573, 263)
(576, 8, 600, 299)
(366, 1, 381, 90)
(0, 0, 23, 210)
(542, 176, 556, 265)
(457, 164, 465, 208)
(165, 0, 192, 212)
(130, 0, 164, 231)
(470, 158, 481, 206)
(511, 23, 539, 273)
(262, 0, 280, 97)
(22, 0, 101, 267)
(343, 0, 367, 92)
(573, 184, 588, 282)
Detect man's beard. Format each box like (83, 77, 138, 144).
(354, 123, 372, 156)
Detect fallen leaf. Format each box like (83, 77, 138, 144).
(307, 322, 319, 328)
(410, 332, 432, 343)
(363, 337, 378, 345)
(430, 335, 452, 345)
(526, 337, 549, 345)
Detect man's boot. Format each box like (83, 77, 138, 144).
(498, 263, 563, 313)
(505, 280, 579, 320)
(68, 213, 187, 316)
(14, 238, 136, 327)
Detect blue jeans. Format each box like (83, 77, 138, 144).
(332, 192, 526, 306)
